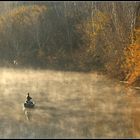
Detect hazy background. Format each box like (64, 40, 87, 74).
(0, 1, 139, 138)
(0, 1, 139, 84)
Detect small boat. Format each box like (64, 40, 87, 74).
(24, 101, 35, 108)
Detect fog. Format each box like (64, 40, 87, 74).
(0, 68, 139, 138)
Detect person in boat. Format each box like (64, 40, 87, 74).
(26, 93, 32, 103)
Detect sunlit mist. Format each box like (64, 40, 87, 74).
(0, 1, 139, 139)
(0, 68, 138, 138)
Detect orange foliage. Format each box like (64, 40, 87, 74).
(123, 27, 140, 85)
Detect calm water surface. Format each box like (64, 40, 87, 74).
(0, 68, 139, 138)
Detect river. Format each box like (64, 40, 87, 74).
(0, 68, 139, 138)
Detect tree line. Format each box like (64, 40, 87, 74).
(0, 1, 139, 85)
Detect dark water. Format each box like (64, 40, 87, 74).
(0, 68, 139, 138)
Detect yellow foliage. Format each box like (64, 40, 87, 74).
(77, 10, 109, 54)
(123, 27, 140, 85)
(0, 5, 47, 29)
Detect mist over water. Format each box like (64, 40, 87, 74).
(0, 1, 139, 139)
(0, 68, 139, 138)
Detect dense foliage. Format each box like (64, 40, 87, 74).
(0, 1, 139, 85)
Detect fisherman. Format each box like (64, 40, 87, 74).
(26, 93, 32, 103)
(24, 92, 35, 108)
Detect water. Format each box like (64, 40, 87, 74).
(0, 68, 139, 138)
